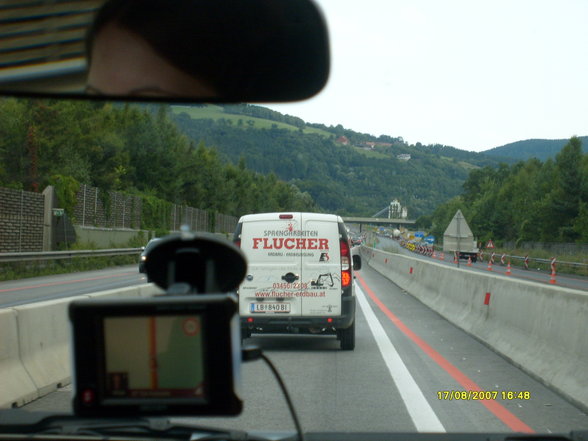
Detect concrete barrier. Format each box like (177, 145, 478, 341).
(83, 285, 141, 299)
(15, 300, 71, 397)
(0, 309, 38, 408)
(363, 247, 588, 410)
(82, 284, 163, 300)
(139, 283, 165, 297)
(0, 283, 163, 409)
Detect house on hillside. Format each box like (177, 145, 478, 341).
(397, 154, 411, 161)
(359, 141, 393, 150)
(336, 136, 350, 145)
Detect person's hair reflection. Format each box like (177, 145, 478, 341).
(85, 0, 275, 98)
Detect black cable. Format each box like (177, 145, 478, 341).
(260, 353, 305, 441)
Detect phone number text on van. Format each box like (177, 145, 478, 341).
(273, 282, 309, 289)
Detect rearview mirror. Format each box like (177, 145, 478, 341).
(0, 0, 329, 102)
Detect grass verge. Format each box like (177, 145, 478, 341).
(0, 255, 138, 282)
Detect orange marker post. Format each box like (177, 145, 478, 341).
(549, 257, 557, 284)
(549, 269, 556, 284)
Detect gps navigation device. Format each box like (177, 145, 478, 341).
(69, 295, 242, 417)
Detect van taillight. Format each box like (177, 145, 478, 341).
(341, 271, 351, 286)
(340, 239, 351, 287)
(234, 240, 241, 248)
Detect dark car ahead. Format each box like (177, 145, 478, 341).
(138, 238, 161, 274)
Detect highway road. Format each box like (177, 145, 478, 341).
(0, 265, 146, 308)
(19, 263, 588, 433)
(378, 237, 588, 292)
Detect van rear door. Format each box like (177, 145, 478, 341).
(300, 213, 342, 316)
(239, 213, 304, 317)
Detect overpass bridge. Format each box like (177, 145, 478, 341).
(342, 216, 416, 232)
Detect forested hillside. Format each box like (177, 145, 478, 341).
(171, 105, 502, 218)
(483, 136, 588, 162)
(420, 137, 588, 244)
(9, 98, 577, 233)
(0, 99, 317, 219)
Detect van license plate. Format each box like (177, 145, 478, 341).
(250, 303, 291, 313)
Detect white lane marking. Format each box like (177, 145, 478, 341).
(355, 282, 446, 432)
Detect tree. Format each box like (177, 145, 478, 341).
(573, 202, 588, 241)
(545, 137, 583, 240)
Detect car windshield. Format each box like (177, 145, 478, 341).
(143, 238, 161, 252)
(1, 0, 588, 437)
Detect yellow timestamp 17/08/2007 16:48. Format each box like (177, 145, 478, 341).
(437, 390, 531, 401)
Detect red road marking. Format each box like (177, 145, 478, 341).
(149, 317, 158, 389)
(356, 272, 534, 433)
(0, 272, 137, 293)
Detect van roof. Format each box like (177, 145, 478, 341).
(238, 212, 343, 223)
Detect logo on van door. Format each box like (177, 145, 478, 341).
(311, 273, 334, 287)
(319, 252, 330, 262)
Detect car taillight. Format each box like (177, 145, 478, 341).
(234, 240, 241, 248)
(340, 239, 351, 287)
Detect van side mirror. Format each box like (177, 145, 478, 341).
(353, 255, 362, 271)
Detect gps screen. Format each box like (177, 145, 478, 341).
(103, 314, 206, 400)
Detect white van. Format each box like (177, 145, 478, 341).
(233, 212, 361, 350)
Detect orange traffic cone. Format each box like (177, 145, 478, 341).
(487, 261, 493, 271)
(549, 269, 556, 284)
(505, 262, 512, 275)
(467, 257, 472, 267)
(440, 252, 445, 261)
(432, 251, 437, 259)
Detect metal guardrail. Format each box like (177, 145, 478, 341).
(476, 251, 588, 271)
(0, 248, 142, 263)
(373, 233, 588, 275)
(509, 255, 588, 269)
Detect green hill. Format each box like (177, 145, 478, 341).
(482, 137, 588, 162)
(170, 104, 503, 218)
(172, 104, 332, 137)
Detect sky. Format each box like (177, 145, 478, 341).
(268, 0, 588, 153)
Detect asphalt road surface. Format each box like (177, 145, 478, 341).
(0, 265, 146, 308)
(19, 264, 588, 434)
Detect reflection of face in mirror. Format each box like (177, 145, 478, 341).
(87, 23, 217, 98)
(83, 0, 329, 102)
(85, 0, 233, 99)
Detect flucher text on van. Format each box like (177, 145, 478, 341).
(252, 237, 329, 250)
